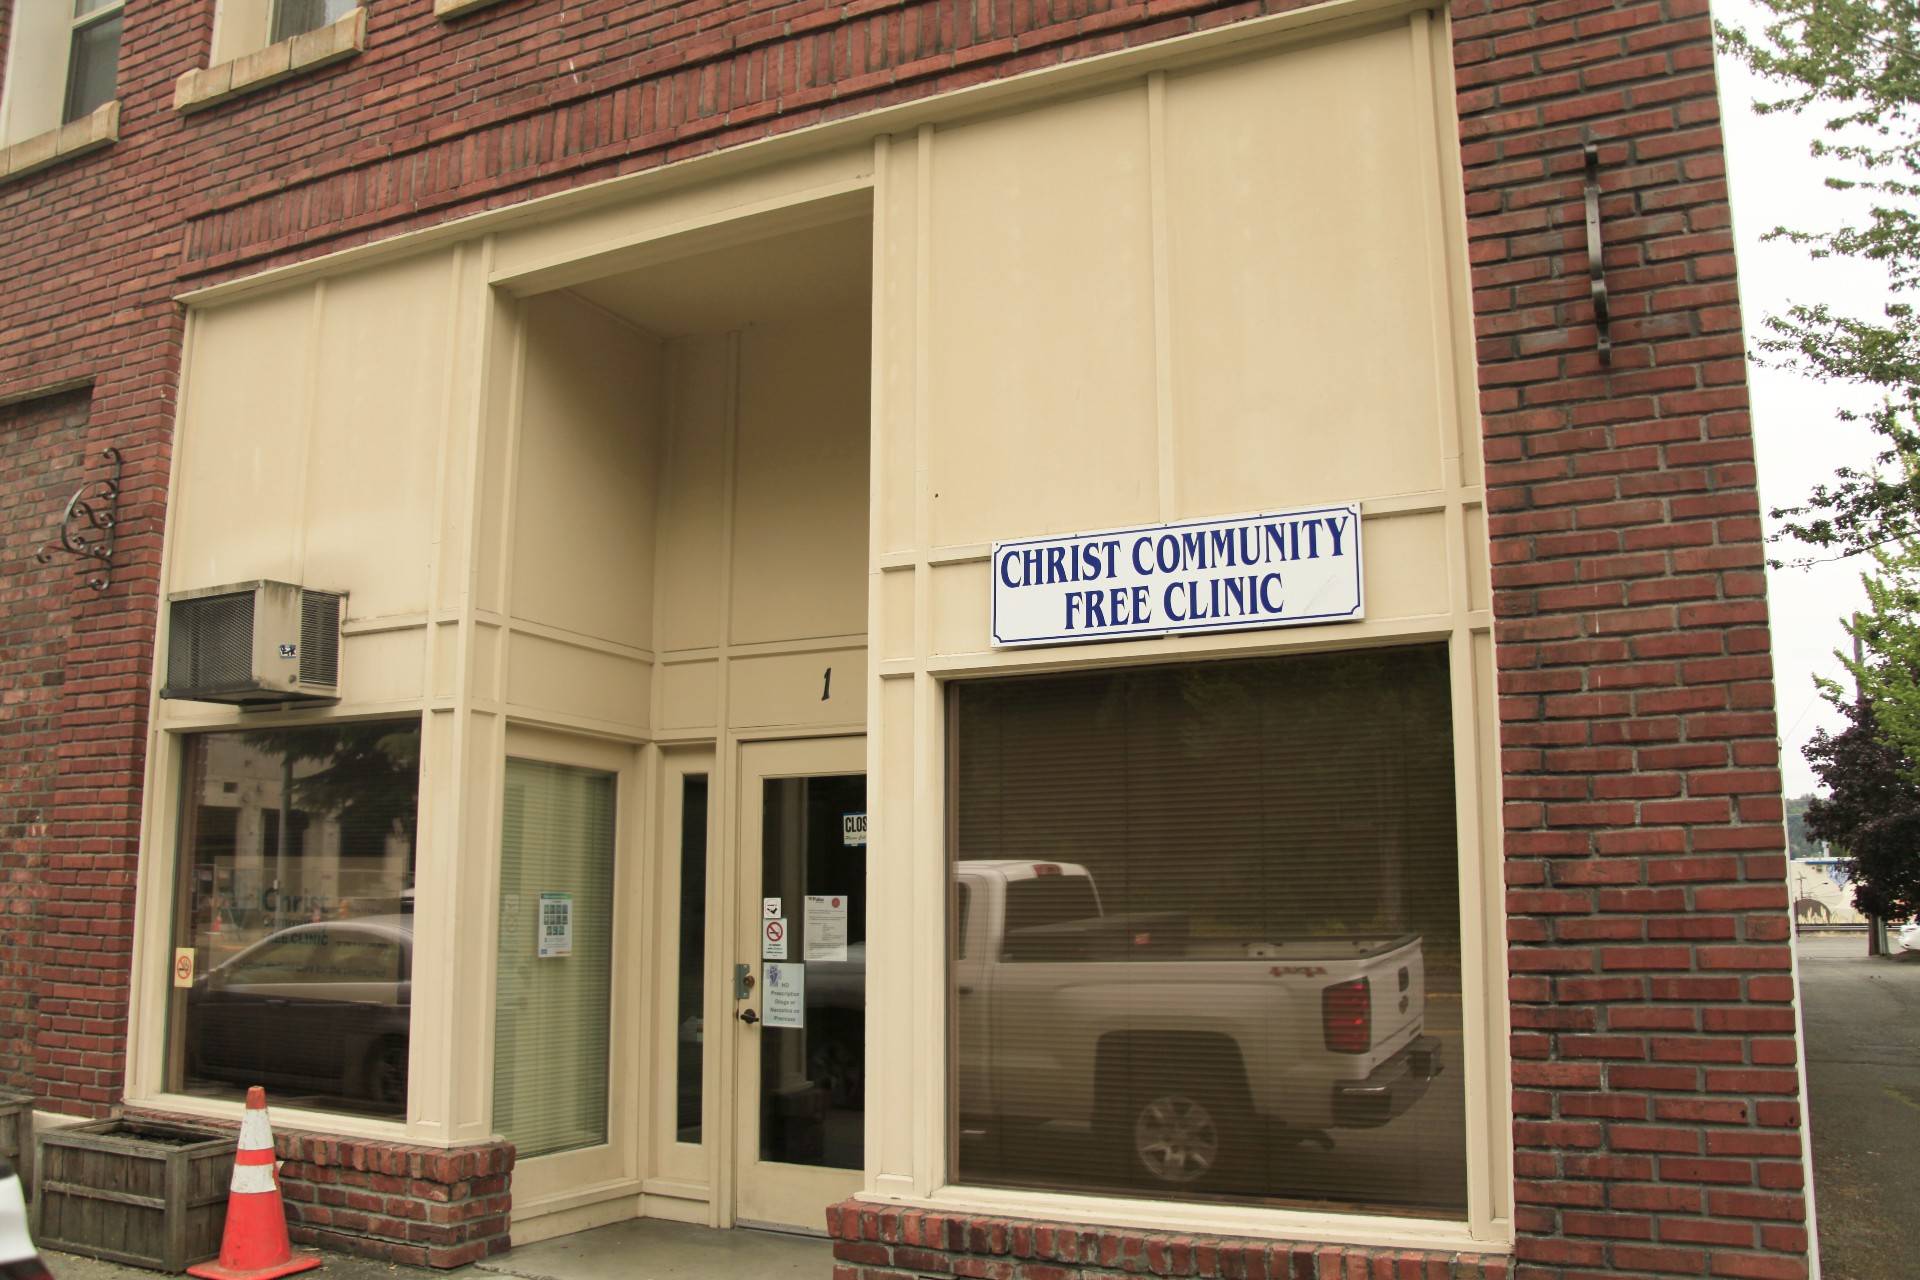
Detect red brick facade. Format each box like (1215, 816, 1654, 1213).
(1458, 0, 1812, 1275)
(0, 0, 1810, 1276)
(0, 390, 91, 1102)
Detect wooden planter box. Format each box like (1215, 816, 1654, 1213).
(0, 1091, 29, 1194)
(32, 1118, 233, 1272)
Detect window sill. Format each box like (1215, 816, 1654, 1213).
(865, 1184, 1511, 1256)
(0, 101, 119, 185)
(174, 7, 367, 115)
(435, 0, 511, 19)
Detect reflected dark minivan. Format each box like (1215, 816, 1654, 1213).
(186, 916, 411, 1116)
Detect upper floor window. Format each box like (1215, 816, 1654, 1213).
(0, 0, 122, 147)
(270, 0, 357, 43)
(208, 0, 358, 65)
(63, 0, 121, 121)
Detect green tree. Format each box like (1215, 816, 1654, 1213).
(1718, 2, 1920, 561)
(1803, 697, 1920, 921)
(1821, 543, 1920, 770)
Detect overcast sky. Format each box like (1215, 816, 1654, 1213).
(1713, 0, 1892, 796)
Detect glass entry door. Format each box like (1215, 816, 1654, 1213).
(731, 737, 867, 1231)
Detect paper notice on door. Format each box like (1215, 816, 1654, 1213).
(804, 894, 848, 962)
(538, 892, 573, 958)
(763, 962, 804, 1028)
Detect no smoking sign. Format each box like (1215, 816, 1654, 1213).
(762, 916, 787, 960)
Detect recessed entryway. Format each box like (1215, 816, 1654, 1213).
(497, 199, 873, 1242)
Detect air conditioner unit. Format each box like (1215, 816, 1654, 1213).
(161, 581, 343, 706)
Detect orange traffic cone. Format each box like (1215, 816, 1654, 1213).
(187, 1088, 321, 1280)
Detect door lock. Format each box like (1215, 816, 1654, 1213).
(739, 1009, 760, 1025)
(734, 963, 755, 999)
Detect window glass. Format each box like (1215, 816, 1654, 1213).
(173, 721, 419, 1118)
(270, 0, 356, 43)
(493, 759, 617, 1159)
(62, 10, 119, 123)
(676, 774, 709, 1144)
(948, 647, 1467, 1217)
(758, 775, 867, 1170)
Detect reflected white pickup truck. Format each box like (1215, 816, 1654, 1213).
(953, 859, 1443, 1189)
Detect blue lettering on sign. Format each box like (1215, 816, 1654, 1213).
(989, 505, 1363, 648)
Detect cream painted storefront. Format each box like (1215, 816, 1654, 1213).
(129, 0, 1511, 1255)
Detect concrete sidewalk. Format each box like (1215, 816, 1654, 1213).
(1797, 934, 1920, 1280)
(45, 1218, 832, 1280)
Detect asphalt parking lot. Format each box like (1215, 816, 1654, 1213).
(1797, 934, 1920, 1280)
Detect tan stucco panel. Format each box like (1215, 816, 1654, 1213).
(1163, 26, 1450, 513)
(729, 311, 871, 647)
(924, 87, 1160, 547)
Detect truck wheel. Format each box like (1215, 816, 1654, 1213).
(1122, 1086, 1248, 1190)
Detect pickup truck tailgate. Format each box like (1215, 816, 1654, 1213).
(1364, 937, 1424, 1061)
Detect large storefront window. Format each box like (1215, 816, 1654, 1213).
(171, 720, 420, 1118)
(949, 646, 1467, 1217)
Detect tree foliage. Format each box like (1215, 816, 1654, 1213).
(1803, 697, 1920, 920)
(1717, 1, 1920, 561)
(1822, 542, 1920, 764)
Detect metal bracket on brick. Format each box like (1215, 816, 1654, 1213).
(37, 445, 122, 591)
(1583, 141, 1611, 367)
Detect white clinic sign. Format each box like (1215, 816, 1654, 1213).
(991, 504, 1363, 647)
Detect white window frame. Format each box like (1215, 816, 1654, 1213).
(0, 0, 122, 147)
(921, 640, 1505, 1251)
(131, 713, 430, 1145)
(917, 641, 1508, 1252)
(484, 725, 645, 1218)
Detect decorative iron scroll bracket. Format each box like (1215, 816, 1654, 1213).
(1583, 142, 1611, 367)
(37, 446, 123, 591)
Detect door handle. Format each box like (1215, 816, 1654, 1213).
(739, 1009, 760, 1026)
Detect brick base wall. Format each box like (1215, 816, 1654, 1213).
(826, 1202, 1510, 1280)
(129, 1108, 513, 1268)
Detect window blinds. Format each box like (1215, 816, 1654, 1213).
(493, 759, 617, 1160)
(948, 645, 1467, 1217)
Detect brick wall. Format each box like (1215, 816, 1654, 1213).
(0, 389, 91, 1103)
(1457, 0, 1811, 1275)
(278, 1130, 513, 1268)
(826, 1203, 1511, 1280)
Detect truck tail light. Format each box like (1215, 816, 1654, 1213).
(1323, 977, 1371, 1054)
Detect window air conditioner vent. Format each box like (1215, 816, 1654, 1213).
(300, 590, 342, 686)
(161, 581, 344, 706)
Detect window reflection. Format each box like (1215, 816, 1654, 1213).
(173, 721, 419, 1118)
(949, 647, 1466, 1217)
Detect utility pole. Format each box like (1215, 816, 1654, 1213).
(1852, 613, 1885, 957)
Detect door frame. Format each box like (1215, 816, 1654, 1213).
(492, 724, 645, 1214)
(719, 733, 867, 1233)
